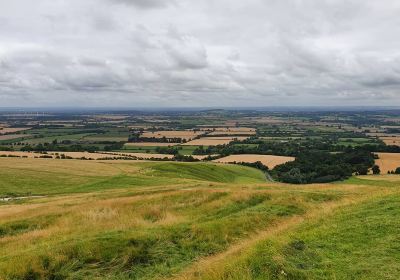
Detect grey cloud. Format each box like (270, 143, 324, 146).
(110, 0, 173, 9)
(0, 0, 400, 107)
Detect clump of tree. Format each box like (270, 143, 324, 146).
(271, 150, 375, 184)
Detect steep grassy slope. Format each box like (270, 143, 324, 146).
(0, 158, 265, 196)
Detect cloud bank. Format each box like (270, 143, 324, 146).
(0, 0, 399, 107)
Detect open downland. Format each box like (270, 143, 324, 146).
(0, 159, 399, 279)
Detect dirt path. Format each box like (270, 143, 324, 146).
(168, 188, 396, 280)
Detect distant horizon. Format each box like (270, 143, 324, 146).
(1, 105, 400, 113)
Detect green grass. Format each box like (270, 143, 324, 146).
(147, 162, 266, 183)
(0, 159, 265, 196)
(1, 158, 400, 280)
(222, 193, 400, 280)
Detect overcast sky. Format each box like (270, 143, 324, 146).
(1, 0, 400, 107)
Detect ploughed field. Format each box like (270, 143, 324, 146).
(1, 158, 400, 279)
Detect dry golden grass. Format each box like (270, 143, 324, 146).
(0, 157, 124, 177)
(0, 127, 31, 134)
(357, 174, 400, 181)
(214, 154, 295, 169)
(183, 137, 248, 146)
(380, 137, 400, 146)
(199, 127, 255, 132)
(0, 134, 31, 140)
(105, 152, 174, 159)
(141, 130, 204, 140)
(208, 131, 256, 136)
(375, 153, 400, 173)
(0, 151, 46, 158)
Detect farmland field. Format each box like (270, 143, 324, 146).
(140, 131, 204, 140)
(215, 154, 295, 169)
(1, 109, 400, 279)
(375, 153, 400, 174)
(0, 157, 400, 280)
(183, 137, 248, 146)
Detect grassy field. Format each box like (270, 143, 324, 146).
(0, 158, 400, 279)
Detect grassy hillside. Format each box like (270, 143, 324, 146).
(0, 158, 265, 196)
(0, 158, 399, 279)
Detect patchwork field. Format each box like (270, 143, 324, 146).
(375, 153, 400, 173)
(380, 136, 400, 146)
(0, 127, 31, 134)
(125, 142, 179, 147)
(214, 154, 295, 169)
(208, 131, 256, 136)
(141, 130, 204, 140)
(183, 137, 248, 146)
(0, 158, 399, 279)
(0, 134, 31, 141)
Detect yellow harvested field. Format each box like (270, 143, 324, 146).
(141, 130, 204, 140)
(0, 151, 45, 158)
(357, 174, 400, 181)
(0, 127, 31, 134)
(0, 151, 174, 161)
(214, 154, 295, 169)
(375, 153, 400, 174)
(125, 142, 179, 147)
(208, 131, 256, 136)
(380, 137, 400, 146)
(183, 137, 248, 146)
(199, 127, 255, 132)
(0, 134, 30, 141)
(104, 152, 174, 159)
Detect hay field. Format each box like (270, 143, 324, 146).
(208, 131, 256, 136)
(0, 127, 31, 134)
(183, 136, 248, 146)
(125, 142, 179, 147)
(215, 154, 295, 169)
(0, 151, 45, 158)
(141, 130, 204, 140)
(0, 134, 31, 141)
(0, 157, 399, 279)
(380, 137, 400, 146)
(105, 152, 174, 159)
(375, 153, 400, 173)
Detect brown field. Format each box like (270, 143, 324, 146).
(0, 151, 174, 161)
(183, 137, 248, 146)
(141, 130, 204, 140)
(0, 127, 31, 134)
(0, 134, 31, 141)
(199, 127, 255, 132)
(380, 137, 400, 146)
(375, 153, 400, 173)
(0, 151, 46, 158)
(214, 154, 295, 169)
(104, 152, 174, 159)
(208, 131, 256, 136)
(124, 142, 179, 147)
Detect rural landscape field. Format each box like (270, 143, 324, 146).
(1, 108, 400, 279)
(2, 0, 400, 279)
